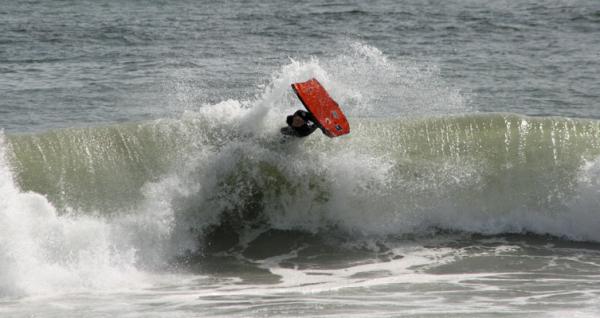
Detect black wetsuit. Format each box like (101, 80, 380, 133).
(280, 110, 319, 137)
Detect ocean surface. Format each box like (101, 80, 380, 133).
(2, 0, 600, 317)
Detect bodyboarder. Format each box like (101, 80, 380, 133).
(280, 109, 319, 138)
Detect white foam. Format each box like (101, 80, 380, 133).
(0, 134, 151, 296)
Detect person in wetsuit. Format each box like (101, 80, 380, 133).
(280, 110, 319, 137)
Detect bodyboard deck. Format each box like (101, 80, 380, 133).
(291, 78, 350, 137)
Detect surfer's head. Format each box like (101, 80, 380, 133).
(287, 114, 305, 128)
(295, 115, 306, 127)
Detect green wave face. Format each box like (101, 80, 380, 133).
(348, 114, 600, 222)
(6, 115, 227, 212)
(6, 113, 600, 240)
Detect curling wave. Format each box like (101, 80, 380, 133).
(5, 113, 600, 245)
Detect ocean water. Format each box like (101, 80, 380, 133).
(2, 0, 600, 317)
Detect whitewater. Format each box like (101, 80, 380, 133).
(3, 0, 600, 317)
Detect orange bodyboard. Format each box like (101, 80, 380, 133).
(291, 78, 350, 137)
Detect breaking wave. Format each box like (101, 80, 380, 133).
(7, 112, 600, 241)
(2, 43, 600, 296)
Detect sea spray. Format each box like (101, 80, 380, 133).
(257, 42, 467, 125)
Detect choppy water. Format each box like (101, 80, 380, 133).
(2, 0, 600, 317)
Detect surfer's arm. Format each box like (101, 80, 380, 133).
(280, 126, 298, 136)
